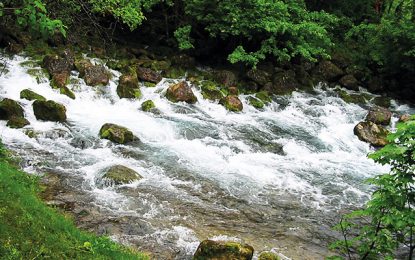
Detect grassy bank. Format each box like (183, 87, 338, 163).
(0, 145, 148, 259)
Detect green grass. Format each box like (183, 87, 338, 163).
(0, 146, 148, 260)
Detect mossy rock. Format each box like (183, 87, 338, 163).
(143, 82, 156, 88)
(193, 240, 254, 260)
(258, 252, 280, 260)
(366, 106, 392, 126)
(164, 67, 186, 79)
(354, 121, 389, 147)
(372, 96, 391, 108)
(99, 123, 135, 144)
(202, 89, 225, 101)
(103, 165, 142, 185)
(117, 74, 141, 99)
(248, 97, 264, 109)
(166, 81, 197, 104)
(339, 90, 368, 105)
(74, 59, 93, 77)
(0, 98, 24, 120)
(7, 116, 30, 129)
(60, 86, 76, 99)
(150, 60, 171, 71)
(105, 59, 130, 71)
(141, 100, 155, 112)
(255, 91, 272, 103)
(51, 72, 70, 89)
(33, 100, 66, 122)
(20, 89, 46, 101)
(219, 95, 243, 112)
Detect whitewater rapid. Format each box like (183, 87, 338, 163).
(0, 54, 411, 259)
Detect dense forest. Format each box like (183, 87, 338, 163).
(0, 1, 414, 259)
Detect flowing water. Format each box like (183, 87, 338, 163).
(0, 54, 413, 259)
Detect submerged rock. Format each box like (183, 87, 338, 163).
(136, 67, 162, 84)
(117, 73, 141, 99)
(99, 123, 135, 144)
(258, 252, 280, 260)
(193, 240, 254, 260)
(354, 121, 389, 147)
(141, 100, 155, 112)
(102, 165, 142, 185)
(366, 106, 392, 126)
(20, 89, 46, 101)
(0, 98, 24, 120)
(7, 116, 29, 129)
(33, 100, 67, 122)
(219, 95, 243, 112)
(83, 65, 110, 86)
(166, 81, 197, 104)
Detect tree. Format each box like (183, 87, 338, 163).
(330, 115, 415, 259)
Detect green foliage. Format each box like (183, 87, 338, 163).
(0, 142, 148, 259)
(13, 0, 67, 38)
(330, 115, 415, 259)
(182, 0, 337, 66)
(174, 25, 194, 50)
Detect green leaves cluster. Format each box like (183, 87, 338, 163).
(330, 115, 415, 259)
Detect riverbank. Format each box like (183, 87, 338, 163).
(0, 143, 148, 259)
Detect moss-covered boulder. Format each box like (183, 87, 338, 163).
(33, 100, 66, 122)
(246, 69, 271, 87)
(83, 65, 110, 86)
(103, 165, 142, 185)
(366, 106, 392, 126)
(193, 240, 254, 260)
(99, 123, 135, 144)
(228, 86, 239, 96)
(74, 58, 93, 77)
(164, 67, 186, 79)
(0, 98, 24, 120)
(313, 60, 344, 82)
(51, 72, 70, 89)
(141, 100, 155, 112)
(7, 116, 30, 129)
(166, 81, 197, 104)
(248, 97, 264, 109)
(219, 95, 243, 112)
(200, 81, 224, 101)
(354, 121, 389, 147)
(60, 86, 76, 99)
(339, 74, 359, 91)
(42, 54, 73, 76)
(269, 70, 299, 95)
(372, 96, 391, 108)
(117, 74, 141, 99)
(339, 90, 368, 105)
(20, 89, 46, 101)
(136, 67, 162, 84)
(213, 70, 237, 88)
(258, 252, 280, 260)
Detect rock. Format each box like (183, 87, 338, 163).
(241, 81, 260, 93)
(74, 59, 93, 77)
(248, 97, 264, 109)
(141, 100, 155, 112)
(219, 95, 243, 112)
(166, 81, 197, 104)
(200, 81, 224, 101)
(228, 86, 239, 95)
(117, 74, 141, 99)
(20, 89, 46, 101)
(171, 54, 195, 68)
(366, 106, 392, 125)
(150, 60, 171, 71)
(51, 72, 70, 88)
(313, 60, 344, 82)
(33, 100, 67, 122)
(269, 70, 299, 95)
(372, 96, 391, 108)
(102, 165, 142, 185)
(246, 69, 271, 86)
(193, 240, 254, 260)
(136, 67, 162, 84)
(42, 54, 73, 76)
(339, 90, 368, 105)
(367, 76, 385, 93)
(259, 252, 280, 260)
(60, 86, 76, 99)
(99, 123, 135, 144)
(339, 74, 359, 91)
(354, 121, 389, 147)
(214, 70, 237, 88)
(255, 91, 272, 103)
(0, 98, 24, 120)
(83, 65, 110, 86)
(399, 114, 412, 123)
(7, 43, 24, 54)
(164, 67, 186, 79)
(7, 116, 29, 129)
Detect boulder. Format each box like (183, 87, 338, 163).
(193, 240, 254, 260)
(7, 116, 29, 129)
(0, 98, 24, 120)
(339, 74, 359, 91)
(372, 96, 391, 108)
(269, 70, 299, 95)
(51, 72, 70, 89)
(366, 106, 392, 125)
(354, 121, 389, 147)
(42, 54, 73, 76)
(33, 100, 67, 122)
(200, 81, 224, 101)
(339, 90, 368, 105)
(313, 60, 344, 82)
(99, 123, 135, 144)
(83, 65, 110, 86)
(399, 114, 412, 123)
(117, 74, 141, 99)
(166, 81, 197, 104)
(103, 165, 142, 185)
(141, 100, 155, 112)
(74, 59, 93, 77)
(246, 69, 271, 86)
(219, 95, 243, 112)
(136, 67, 162, 84)
(20, 89, 46, 101)
(214, 70, 238, 88)
(259, 252, 280, 260)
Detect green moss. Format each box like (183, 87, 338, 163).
(248, 96, 265, 109)
(339, 90, 367, 104)
(60, 86, 76, 99)
(20, 89, 46, 101)
(143, 82, 156, 88)
(255, 91, 272, 103)
(259, 252, 280, 260)
(32, 100, 67, 122)
(6, 117, 30, 129)
(99, 123, 135, 144)
(0, 143, 148, 259)
(164, 67, 186, 78)
(141, 100, 155, 112)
